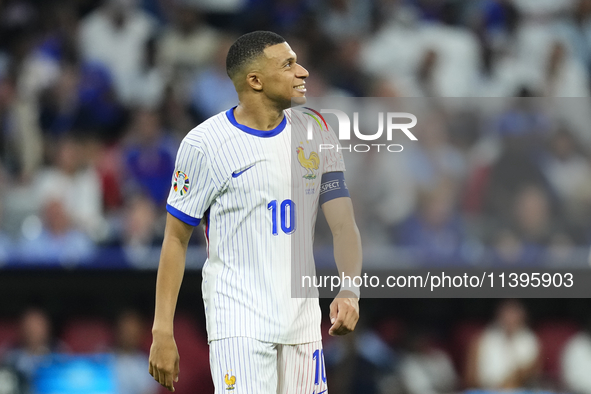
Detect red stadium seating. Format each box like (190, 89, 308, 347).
(0, 319, 19, 356)
(535, 319, 580, 383)
(375, 317, 406, 348)
(60, 318, 114, 353)
(450, 320, 486, 381)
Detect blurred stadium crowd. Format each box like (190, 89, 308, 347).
(4, 299, 591, 394)
(336, 97, 591, 267)
(2, 1, 591, 394)
(0, 0, 591, 267)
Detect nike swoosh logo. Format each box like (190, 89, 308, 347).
(315, 390, 327, 394)
(232, 164, 255, 178)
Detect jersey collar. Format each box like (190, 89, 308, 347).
(226, 106, 286, 138)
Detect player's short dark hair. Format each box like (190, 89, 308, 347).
(226, 31, 286, 80)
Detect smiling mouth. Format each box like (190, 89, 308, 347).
(294, 84, 306, 92)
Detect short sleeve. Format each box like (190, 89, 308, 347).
(166, 141, 219, 226)
(321, 125, 346, 173)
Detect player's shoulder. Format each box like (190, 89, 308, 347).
(284, 107, 307, 126)
(181, 109, 236, 150)
(286, 106, 338, 145)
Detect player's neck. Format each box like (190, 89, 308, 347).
(234, 100, 285, 131)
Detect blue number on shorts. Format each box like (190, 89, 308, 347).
(268, 199, 296, 235)
(312, 349, 326, 385)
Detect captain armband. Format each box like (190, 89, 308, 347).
(319, 172, 350, 205)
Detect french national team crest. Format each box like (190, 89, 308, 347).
(172, 170, 190, 196)
(296, 146, 319, 180)
(224, 370, 236, 390)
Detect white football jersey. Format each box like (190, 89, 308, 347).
(166, 107, 345, 344)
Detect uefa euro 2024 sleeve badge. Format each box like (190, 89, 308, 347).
(172, 170, 190, 196)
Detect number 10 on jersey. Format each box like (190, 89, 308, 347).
(268, 199, 296, 235)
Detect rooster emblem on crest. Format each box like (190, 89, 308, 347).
(296, 146, 320, 179)
(224, 371, 236, 390)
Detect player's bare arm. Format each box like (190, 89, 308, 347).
(149, 213, 194, 392)
(322, 196, 362, 336)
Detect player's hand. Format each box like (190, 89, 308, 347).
(328, 290, 359, 336)
(149, 332, 180, 392)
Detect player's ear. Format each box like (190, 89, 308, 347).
(246, 72, 263, 92)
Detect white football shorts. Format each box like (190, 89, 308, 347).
(209, 337, 328, 394)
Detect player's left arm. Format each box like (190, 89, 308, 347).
(322, 195, 362, 336)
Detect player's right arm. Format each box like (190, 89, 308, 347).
(149, 213, 194, 392)
(149, 138, 219, 391)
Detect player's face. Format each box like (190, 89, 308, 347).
(262, 42, 309, 108)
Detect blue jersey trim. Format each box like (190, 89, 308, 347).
(225, 106, 286, 137)
(319, 172, 350, 205)
(167, 204, 201, 226)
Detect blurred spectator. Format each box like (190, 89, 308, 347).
(491, 228, 533, 266)
(414, 13, 481, 97)
(465, 299, 541, 390)
(543, 128, 591, 240)
(0, 74, 43, 182)
(537, 41, 590, 97)
(2, 308, 64, 385)
(476, 49, 531, 97)
(39, 59, 127, 140)
(264, 0, 311, 34)
(0, 194, 12, 264)
(121, 195, 161, 267)
(157, 3, 221, 94)
(15, 3, 78, 104)
(558, 0, 591, 69)
(356, 150, 417, 246)
(327, 39, 373, 97)
(483, 106, 551, 223)
(189, 34, 238, 119)
(406, 48, 440, 97)
(396, 181, 466, 265)
(122, 109, 177, 206)
(512, 0, 575, 18)
(395, 329, 457, 394)
(473, 0, 530, 99)
(160, 84, 195, 139)
(363, 2, 480, 97)
(361, 3, 431, 90)
(126, 35, 166, 109)
(82, 137, 125, 213)
(187, 0, 246, 13)
(79, 0, 158, 105)
(18, 199, 95, 264)
(35, 137, 107, 240)
(405, 111, 466, 190)
(325, 323, 397, 394)
(113, 310, 158, 394)
(512, 0, 575, 76)
(513, 185, 556, 245)
(0, 366, 24, 394)
(490, 185, 561, 265)
(562, 318, 591, 394)
(38, 62, 81, 137)
(317, 0, 373, 43)
(471, 0, 521, 48)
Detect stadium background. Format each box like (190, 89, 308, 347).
(1, 0, 591, 393)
